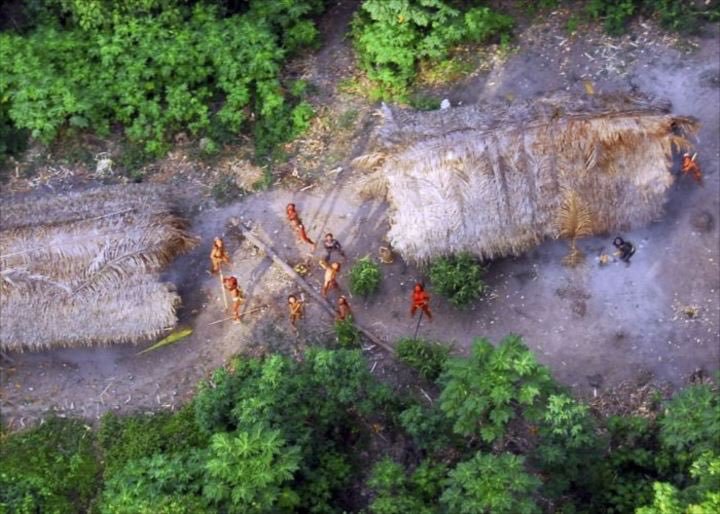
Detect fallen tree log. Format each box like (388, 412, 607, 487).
(234, 221, 395, 354)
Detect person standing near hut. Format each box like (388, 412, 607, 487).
(286, 203, 315, 248)
(336, 296, 352, 321)
(322, 233, 346, 263)
(223, 276, 244, 322)
(612, 236, 635, 263)
(410, 283, 432, 321)
(319, 259, 341, 297)
(210, 237, 230, 274)
(288, 295, 304, 330)
(681, 153, 702, 184)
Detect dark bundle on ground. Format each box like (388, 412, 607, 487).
(0, 185, 197, 351)
(354, 93, 699, 262)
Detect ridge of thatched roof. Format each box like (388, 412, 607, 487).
(1, 185, 197, 352)
(354, 92, 699, 262)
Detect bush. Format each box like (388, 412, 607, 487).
(586, 0, 717, 35)
(396, 337, 450, 381)
(0, 418, 100, 513)
(659, 383, 720, 465)
(440, 452, 541, 514)
(428, 252, 485, 307)
(349, 256, 382, 297)
(439, 335, 555, 442)
(352, 0, 513, 98)
(368, 458, 446, 514)
(335, 316, 361, 348)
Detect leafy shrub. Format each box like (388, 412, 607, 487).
(587, 0, 637, 34)
(0, 1, 322, 158)
(99, 450, 210, 514)
(99, 407, 207, 477)
(439, 335, 555, 442)
(428, 252, 485, 307)
(396, 337, 450, 381)
(636, 452, 720, 514)
(659, 383, 720, 465)
(349, 256, 382, 297)
(335, 317, 361, 348)
(440, 452, 541, 514)
(0, 418, 99, 513)
(352, 0, 513, 98)
(535, 393, 601, 496)
(399, 404, 455, 453)
(204, 427, 301, 513)
(586, 0, 716, 35)
(368, 458, 446, 514)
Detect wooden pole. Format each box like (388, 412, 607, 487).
(237, 223, 395, 354)
(219, 269, 228, 310)
(413, 310, 424, 339)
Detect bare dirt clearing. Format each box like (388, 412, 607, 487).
(1, 3, 718, 428)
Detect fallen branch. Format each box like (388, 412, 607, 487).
(236, 222, 395, 354)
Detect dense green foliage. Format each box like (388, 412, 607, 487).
(0, 0, 323, 161)
(0, 418, 99, 513)
(349, 256, 382, 297)
(396, 337, 450, 381)
(428, 252, 485, 307)
(586, 0, 719, 34)
(439, 335, 555, 442)
(351, 0, 513, 98)
(1, 338, 718, 513)
(334, 316, 361, 348)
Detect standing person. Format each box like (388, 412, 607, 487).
(322, 233, 346, 262)
(319, 259, 341, 297)
(410, 283, 432, 321)
(288, 295, 304, 330)
(286, 203, 315, 248)
(336, 296, 352, 321)
(210, 237, 230, 274)
(612, 236, 636, 263)
(681, 153, 702, 184)
(223, 276, 244, 322)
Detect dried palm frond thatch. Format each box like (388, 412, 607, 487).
(353, 93, 699, 262)
(557, 189, 593, 266)
(0, 185, 198, 352)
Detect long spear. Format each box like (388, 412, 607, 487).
(413, 310, 424, 339)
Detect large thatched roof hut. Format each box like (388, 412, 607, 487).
(0, 185, 197, 351)
(354, 93, 699, 262)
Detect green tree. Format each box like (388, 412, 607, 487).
(352, 0, 512, 98)
(440, 452, 541, 514)
(439, 335, 555, 443)
(203, 427, 301, 513)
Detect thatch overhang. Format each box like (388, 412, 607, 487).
(0, 185, 198, 351)
(354, 93, 699, 262)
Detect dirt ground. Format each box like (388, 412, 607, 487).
(1, 2, 719, 428)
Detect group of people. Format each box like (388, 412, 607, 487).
(209, 203, 434, 331)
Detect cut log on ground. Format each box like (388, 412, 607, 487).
(234, 222, 395, 354)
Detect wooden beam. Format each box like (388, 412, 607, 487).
(235, 222, 395, 354)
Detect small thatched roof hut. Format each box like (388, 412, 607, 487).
(0, 185, 197, 351)
(354, 93, 698, 262)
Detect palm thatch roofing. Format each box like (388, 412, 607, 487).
(353, 93, 699, 262)
(0, 185, 197, 352)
